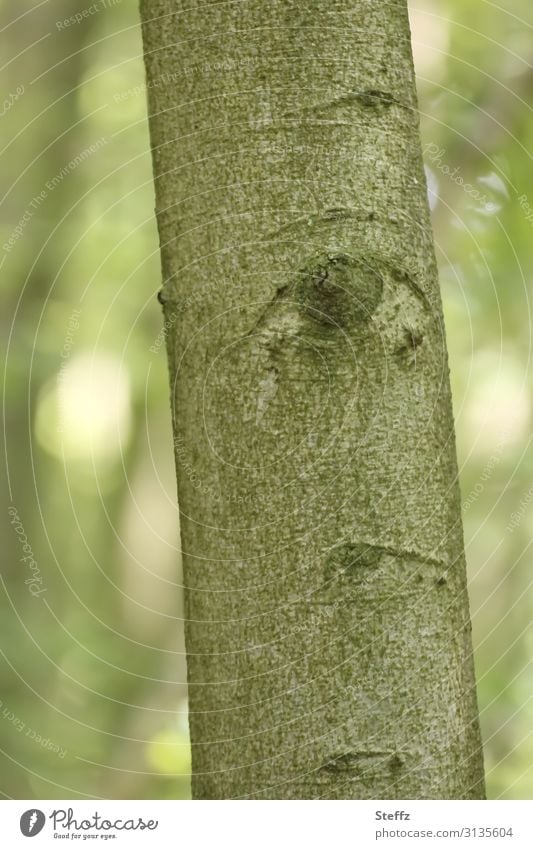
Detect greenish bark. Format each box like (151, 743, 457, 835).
(140, 0, 486, 799)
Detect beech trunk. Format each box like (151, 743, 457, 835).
(140, 0, 486, 799)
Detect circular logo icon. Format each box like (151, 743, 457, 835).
(20, 810, 46, 837)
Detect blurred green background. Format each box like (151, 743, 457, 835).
(0, 0, 531, 799)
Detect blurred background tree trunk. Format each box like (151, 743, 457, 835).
(0, 0, 98, 797)
(140, 0, 485, 799)
(0, 0, 189, 800)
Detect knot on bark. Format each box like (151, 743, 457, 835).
(320, 750, 405, 775)
(296, 252, 383, 328)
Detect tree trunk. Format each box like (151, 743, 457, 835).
(140, 0, 486, 799)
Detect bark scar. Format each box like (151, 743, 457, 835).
(320, 750, 406, 774)
(283, 89, 409, 118)
(261, 209, 379, 241)
(354, 89, 403, 108)
(242, 285, 289, 339)
(326, 539, 448, 573)
(396, 324, 424, 365)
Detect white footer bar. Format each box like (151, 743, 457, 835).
(1, 800, 531, 848)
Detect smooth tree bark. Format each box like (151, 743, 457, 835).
(140, 0, 486, 799)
